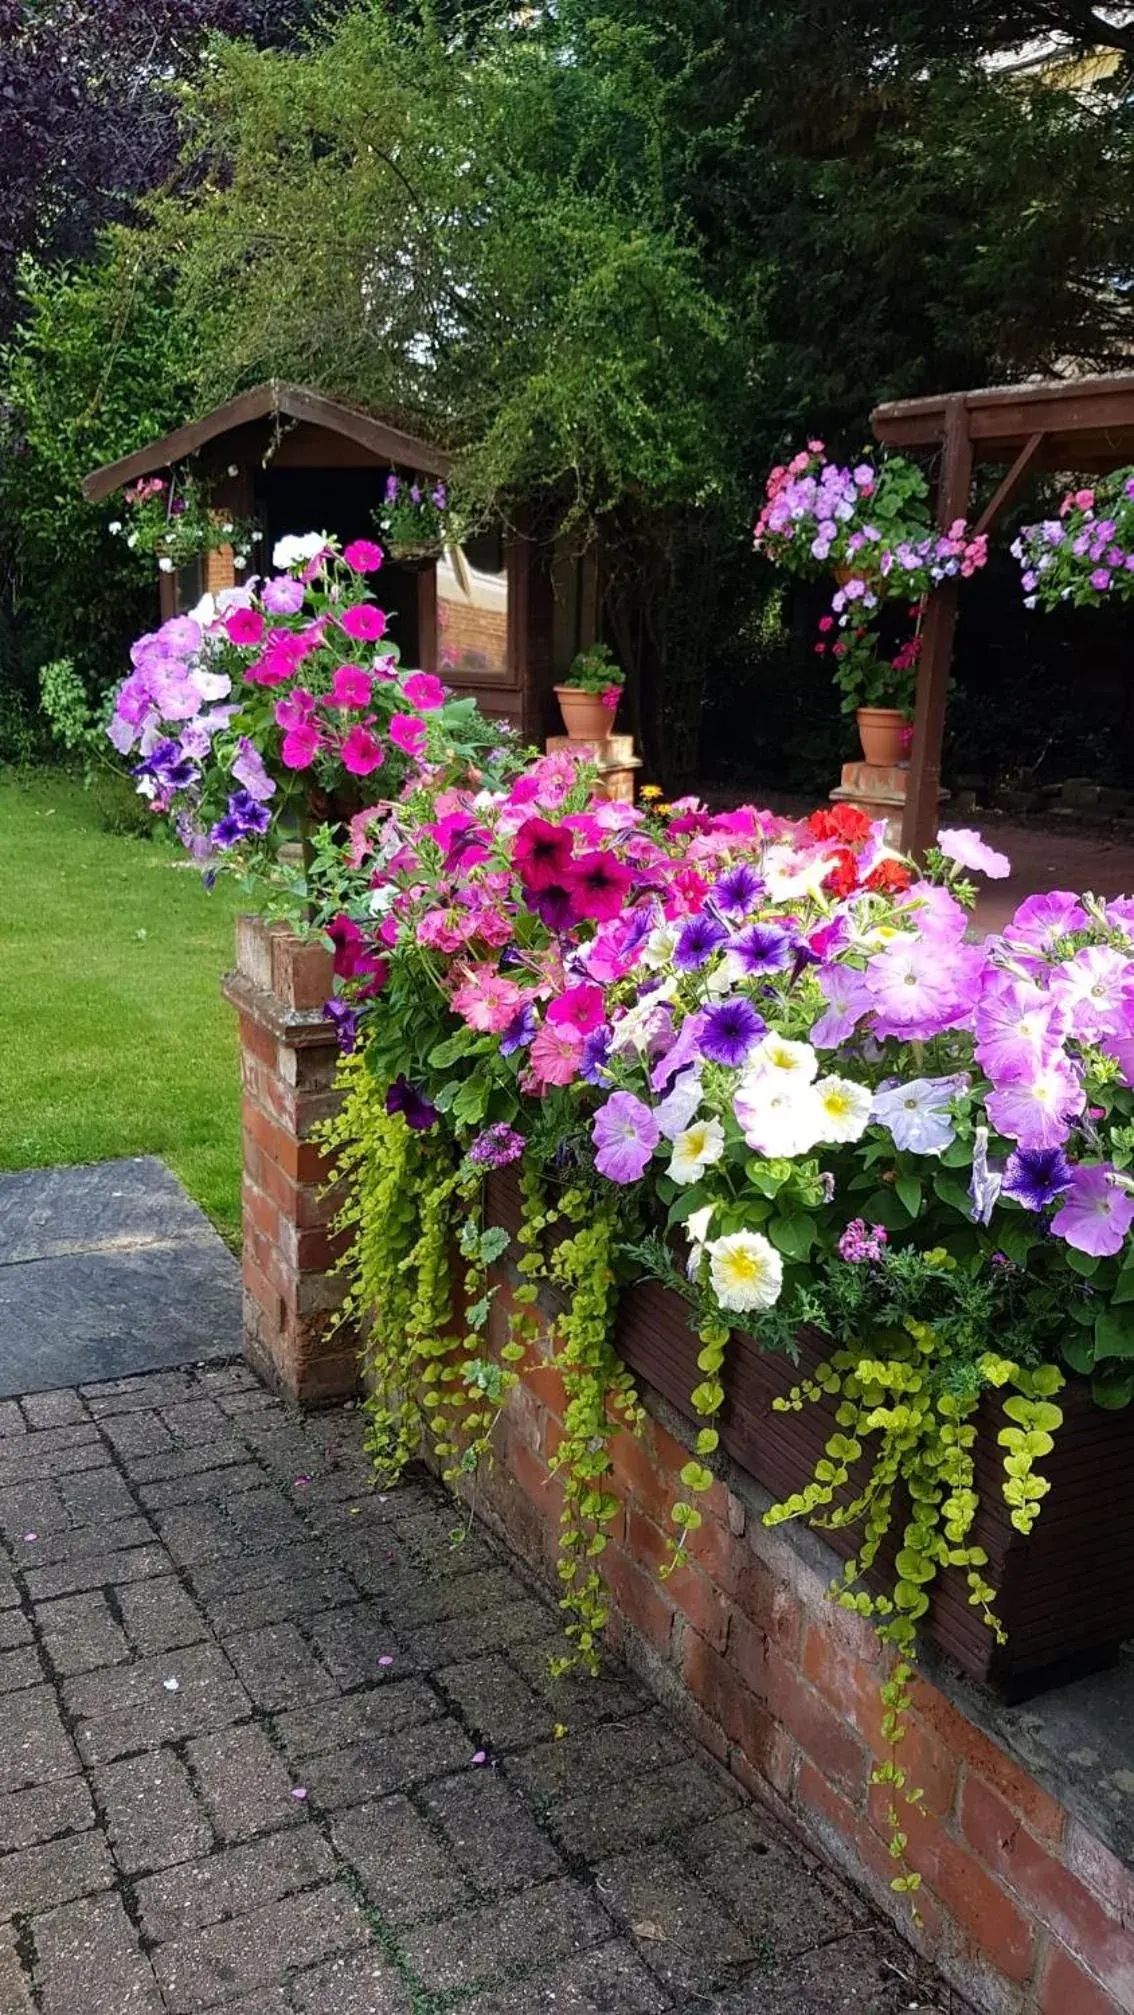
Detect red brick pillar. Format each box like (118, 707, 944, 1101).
(221, 917, 358, 1405)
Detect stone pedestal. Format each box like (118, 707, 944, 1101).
(545, 732, 642, 803)
(831, 759, 948, 850)
(221, 918, 358, 1406)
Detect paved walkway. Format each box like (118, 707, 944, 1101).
(0, 1361, 965, 2014)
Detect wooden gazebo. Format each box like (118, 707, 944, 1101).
(871, 372, 1134, 856)
(83, 380, 573, 746)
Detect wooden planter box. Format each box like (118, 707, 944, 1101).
(485, 1173, 1134, 1701)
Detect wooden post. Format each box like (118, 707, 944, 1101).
(417, 564, 438, 674)
(901, 396, 974, 861)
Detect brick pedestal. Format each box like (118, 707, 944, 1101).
(222, 917, 358, 1406)
(545, 732, 642, 803)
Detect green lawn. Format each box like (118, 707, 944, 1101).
(0, 772, 243, 1244)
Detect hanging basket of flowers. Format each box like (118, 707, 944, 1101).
(1014, 468, 1134, 610)
(375, 472, 451, 566)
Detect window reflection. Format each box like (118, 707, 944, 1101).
(437, 529, 509, 682)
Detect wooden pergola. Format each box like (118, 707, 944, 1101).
(871, 371, 1134, 857)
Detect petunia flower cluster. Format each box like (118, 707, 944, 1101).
(1014, 467, 1134, 611)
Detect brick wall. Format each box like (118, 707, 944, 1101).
(223, 918, 358, 1406)
(464, 1280, 1134, 2015)
(229, 981, 1134, 2012)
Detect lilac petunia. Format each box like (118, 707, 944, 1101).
(231, 737, 277, 803)
(810, 965, 870, 1049)
(973, 973, 1066, 1084)
(1051, 1164, 1134, 1258)
(871, 1076, 967, 1155)
(968, 1126, 1001, 1226)
(937, 828, 1011, 880)
(591, 1092, 660, 1184)
(865, 937, 985, 1042)
(984, 1059, 1084, 1149)
(654, 1068, 704, 1141)
(1003, 890, 1087, 953)
(261, 575, 307, 615)
(1052, 945, 1134, 1042)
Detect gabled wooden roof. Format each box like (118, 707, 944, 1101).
(82, 380, 450, 502)
(873, 371, 1134, 471)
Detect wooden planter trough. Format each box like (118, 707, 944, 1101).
(485, 1172, 1134, 1702)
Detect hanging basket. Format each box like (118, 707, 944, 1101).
(385, 539, 443, 570)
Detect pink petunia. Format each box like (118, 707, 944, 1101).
(275, 688, 317, 733)
(329, 664, 373, 709)
(402, 671, 445, 711)
(281, 723, 322, 769)
(343, 538, 384, 573)
(451, 966, 525, 1033)
(389, 715, 427, 759)
(340, 604, 387, 641)
(526, 1020, 585, 1091)
(340, 725, 384, 776)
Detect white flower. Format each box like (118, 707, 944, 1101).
(158, 556, 175, 573)
(609, 978, 677, 1054)
(191, 670, 232, 703)
(763, 846, 832, 903)
(642, 923, 680, 970)
(708, 1230, 783, 1313)
(272, 531, 327, 570)
(747, 1033, 818, 1084)
(188, 592, 216, 627)
(125, 531, 138, 547)
(368, 885, 398, 917)
(813, 1075, 873, 1144)
(668, 1117, 725, 1185)
(733, 1077, 825, 1157)
(221, 520, 234, 535)
(227, 463, 239, 478)
(108, 520, 122, 535)
(684, 1202, 715, 1280)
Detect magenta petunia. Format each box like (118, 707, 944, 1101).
(343, 538, 384, 573)
(514, 817, 575, 890)
(402, 671, 445, 711)
(569, 851, 633, 922)
(329, 664, 373, 709)
(340, 604, 388, 641)
(547, 984, 606, 1035)
(1051, 1164, 1134, 1258)
(280, 722, 322, 769)
(341, 725, 384, 775)
(224, 607, 264, 647)
(591, 1091, 660, 1184)
(389, 715, 426, 759)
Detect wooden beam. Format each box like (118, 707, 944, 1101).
(901, 396, 974, 862)
(972, 431, 1045, 540)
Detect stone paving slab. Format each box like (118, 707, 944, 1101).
(0, 1362, 967, 2013)
(0, 1160, 238, 1396)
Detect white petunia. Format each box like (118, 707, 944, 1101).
(158, 556, 175, 573)
(708, 1231, 783, 1313)
(813, 1075, 873, 1144)
(191, 669, 232, 703)
(272, 531, 327, 570)
(668, 1117, 725, 1185)
(733, 1077, 825, 1158)
(642, 923, 680, 970)
(747, 1033, 818, 1084)
(684, 1202, 715, 1280)
(609, 978, 678, 1054)
(763, 847, 834, 904)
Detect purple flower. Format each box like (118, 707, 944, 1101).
(323, 998, 360, 1054)
(386, 1076, 439, 1131)
(674, 915, 728, 971)
(649, 1010, 707, 1091)
(468, 1124, 525, 1168)
(1051, 1164, 1134, 1258)
(500, 1002, 537, 1055)
(1002, 1146, 1073, 1212)
(865, 938, 985, 1042)
(937, 828, 1011, 880)
(133, 737, 198, 794)
(591, 1091, 660, 1184)
(231, 737, 276, 803)
(1090, 568, 1112, 592)
(699, 998, 765, 1067)
(1003, 890, 1087, 953)
(1052, 946, 1134, 1042)
(985, 1059, 1084, 1149)
(208, 789, 271, 850)
(837, 1219, 888, 1263)
(653, 1068, 703, 1140)
(579, 1025, 613, 1085)
(871, 1076, 966, 1155)
(728, 921, 792, 976)
(261, 575, 306, 615)
(526, 881, 577, 932)
(810, 965, 870, 1049)
(711, 865, 763, 916)
(974, 974, 1066, 1083)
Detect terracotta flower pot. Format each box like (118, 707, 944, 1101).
(554, 685, 613, 742)
(855, 706, 908, 766)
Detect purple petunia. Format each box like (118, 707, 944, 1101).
(711, 864, 763, 917)
(699, 998, 765, 1068)
(500, 1002, 537, 1055)
(209, 789, 272, 850)
(1002, 1146, 1073, 1212)
(727, 921, 793, 976)
(985, 1059, 1084, 1150)
(579, 1025, 613, 1085)
(1051, 1164, 1134, 1258)
(968, 1126, 1001, 1226)
(323, 998, 360, 1054)
(591, 1091, 660, 1184)
(385, 1076, 439, 1131)
(674, 915, 728, 971)
(468, 1124, 526, 1168)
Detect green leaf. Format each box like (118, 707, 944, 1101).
(1094, 1305, 1134, 1361)
(478, 1226, 510, 1265)
(1112, 1263, 1134, 1304)
(932, 1172, 972, 1215)
(895, 1174, 922, 1220)
(1091, 1369, 1134, 1409)
(769, 1210, 816, 1261)
(1066, 1248, 1100, 1279)
(1061, 1333, 1096, 1376)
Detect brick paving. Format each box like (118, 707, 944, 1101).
(0, 1360, 965, 2014)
